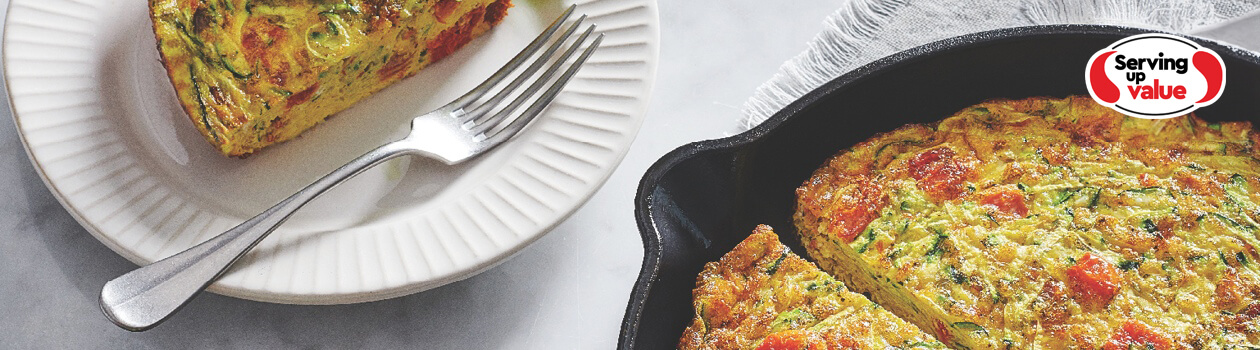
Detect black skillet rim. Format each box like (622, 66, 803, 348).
(619, 23, 1260, 349)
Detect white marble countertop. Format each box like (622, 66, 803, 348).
(0, 0, 845, 348)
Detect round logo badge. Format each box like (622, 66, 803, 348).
(1085, 33, 1225, 119)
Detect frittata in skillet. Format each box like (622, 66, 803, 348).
(679, 225, 942, 349)
(795, 96, 1260, 349)
(150, 0, 511, 156)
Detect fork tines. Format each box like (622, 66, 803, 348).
(450, 4, 604, 144)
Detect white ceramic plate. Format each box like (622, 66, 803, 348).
(4, 0, 657, 304)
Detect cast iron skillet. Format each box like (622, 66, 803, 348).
(619, 25, 1260, 349)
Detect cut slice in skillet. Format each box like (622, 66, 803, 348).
(679, 225, 942, 349)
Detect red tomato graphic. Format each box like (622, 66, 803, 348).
(1090, 51, 1120, 104)
(1194, 50, 1224, 103)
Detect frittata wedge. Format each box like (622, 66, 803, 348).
(150, 0, 511, 156)
(680, 225, 942, 350)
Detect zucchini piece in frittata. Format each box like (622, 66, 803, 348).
(795, 96, 1260, 349)
(679, 225, 942, 350)
(150, 0, 511, 156)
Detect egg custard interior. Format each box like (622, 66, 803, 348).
(795, 96, 1260, 348)
(679, 225, 942, 350)
(150, 0, 511, 156)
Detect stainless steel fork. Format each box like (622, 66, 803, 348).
(99, 5, 602, 332)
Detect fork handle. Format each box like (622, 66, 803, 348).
(100, 141, 415, 331)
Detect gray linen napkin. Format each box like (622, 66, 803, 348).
(738, 0, 1260, 131)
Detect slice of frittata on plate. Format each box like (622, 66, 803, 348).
(150, 0, 511, 156)
(679, 225, 942, 350)
(795, 96, 1260, 349)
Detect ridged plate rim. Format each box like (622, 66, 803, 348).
(3, 0, 659, 304)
